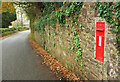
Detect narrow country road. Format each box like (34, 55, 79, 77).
(1, 30, 58, 80)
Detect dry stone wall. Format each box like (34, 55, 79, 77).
(33, 2, 119, 80)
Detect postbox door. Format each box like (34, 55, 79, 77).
(96, 22, 105, 62)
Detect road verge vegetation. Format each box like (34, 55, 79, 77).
(0, 26, 29, 39)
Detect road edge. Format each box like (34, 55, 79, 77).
(0, 30, 29, 40)
(28, 36, 80, 80)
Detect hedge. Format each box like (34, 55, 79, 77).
(0, 26, 29, 37)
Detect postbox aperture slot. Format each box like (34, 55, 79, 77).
(96, 29, 104, 32)
(99, 36, 102, 46)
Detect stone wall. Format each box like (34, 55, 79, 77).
(32, 2, 119, 80)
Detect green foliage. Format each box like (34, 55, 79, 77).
(47, 49, 50, 53)
(2, 12, 16, 28)
(79, 25, 82, 29)
(70, 46, 74, 51)
(53, 41, 56, 48)
(76, 50, 82, 57)
(80, 62, 83, 67)
(75, 57, 78, 61)
(67, 31, 70, 35)
(72, 27, 77, 35)
(55, 11, 65, 24)
(65, 64, 71, 71)
(32, 2, 83, 32)
(82, 74, 85, 77)
(16, 26, 29, 30)
(45, 46, 47, 51)
(55, 2, 83, 25)
(26, 2, 83, 66)
(95, 2, 120, 53)
(42, 2, 55, 16)
(0, 26, 28, 36)
(70, 26, 82, 63)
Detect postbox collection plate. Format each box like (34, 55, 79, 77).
(96, 22, 105, 62)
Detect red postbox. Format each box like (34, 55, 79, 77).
(96, 22, 105, 62)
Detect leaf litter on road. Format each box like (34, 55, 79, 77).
(29, 37, 80, 80)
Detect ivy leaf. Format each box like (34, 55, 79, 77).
(103, 10, 107, 14)
(78, 48, 81, 51)
(76, 50, 81, 57)
(115, 23, 119, 25)
(45, 46, 47, 50)
(112, 28, 115, 33)
(115, 26, 118, 29)
(57, 27, 59, 31)
(70, 46, 74, 50)
(115, 12, 118, 15)
(76, 35, 80, 38)
(65, 24, 69, 27)
(118, 39, 120, 42)
(75, 22, 78, 25)
(119, 17, 120, 21)
(102, 14, 107, 17)
(68, 46, 71, 49)
(105, 17, 109, 21)
(97, 13, 101, 16)
(79, 24, 82, 29)
(82, 74, 85, 77)
(47, 49, 50, 52)
(111, 23, 115, 26)
(75, 57, 78, 61)
(80, 62, 83, 67)
(53, 42, 56, 47)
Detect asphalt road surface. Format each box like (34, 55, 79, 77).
(1, 30, 58, 80)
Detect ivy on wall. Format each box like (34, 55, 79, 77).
(32, 2, 84, 66)
(95, 2, 120, 54)
(33, 2, 83, 30)
(16, 2, 119, 79)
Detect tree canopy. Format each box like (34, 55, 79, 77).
(2, 2, 16, 13)
(2, 2, 17, 28)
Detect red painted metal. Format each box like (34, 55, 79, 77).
(96, 22, 105, 62)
